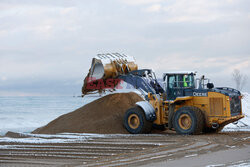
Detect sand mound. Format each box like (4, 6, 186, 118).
(32, 92, 143, 134)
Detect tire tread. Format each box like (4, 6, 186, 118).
(124, 106, 152, 134)
(173, 106, 204, 135)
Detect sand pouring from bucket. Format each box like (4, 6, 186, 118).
(82, 53, 138, 96)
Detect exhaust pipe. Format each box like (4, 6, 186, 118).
(212, 123, 219, 129)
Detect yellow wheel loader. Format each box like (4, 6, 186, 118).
(82, 53, 244, 135)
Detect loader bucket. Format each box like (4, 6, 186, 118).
(90, 58, 105, 80)
(82, 53, 138, 96)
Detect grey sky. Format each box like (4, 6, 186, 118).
(0, 0, 249, 95)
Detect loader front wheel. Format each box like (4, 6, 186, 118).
(124, 106, 152, 134)
(173, 106, 204, 135)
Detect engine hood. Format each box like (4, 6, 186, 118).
(209, 87, 241, 97)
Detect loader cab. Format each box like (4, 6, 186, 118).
(163, 72, 196, 100)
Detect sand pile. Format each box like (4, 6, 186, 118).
(32, 92, 143, 134)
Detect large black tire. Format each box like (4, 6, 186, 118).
(173, 106, 204, 135)
(123, 106, 153, 134)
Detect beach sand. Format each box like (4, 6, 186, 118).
(0, 131, 249, 166)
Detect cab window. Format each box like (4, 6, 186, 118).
(183, 74, 194, 88)
(168, 75, 175, 89)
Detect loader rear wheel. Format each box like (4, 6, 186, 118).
(124, 106, 152, 134)
(178, 114, 192, 130)
(173, 106, 204, 135)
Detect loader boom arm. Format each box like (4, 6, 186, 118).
(82, 53, 164, 96)
(118, 69, 165, 95)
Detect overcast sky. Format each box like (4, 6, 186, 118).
(0, 0, 249, 96)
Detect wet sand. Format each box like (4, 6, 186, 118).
(142, 145, 250, 167)
(0, 131, 249, 167)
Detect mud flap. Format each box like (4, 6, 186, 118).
(136, 101, 156, 121)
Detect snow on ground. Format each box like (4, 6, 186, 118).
(0, 132, 167, 144)
(0, 133, 105, 144)
(223, 92, 250, 132)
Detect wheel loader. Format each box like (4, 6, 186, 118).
(82, 53, 244, 135)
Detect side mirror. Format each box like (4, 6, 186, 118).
(207, 83, 214, 89)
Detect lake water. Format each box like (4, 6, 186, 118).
(0, 95, 99, 135)
(1, 91, 249, 135)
